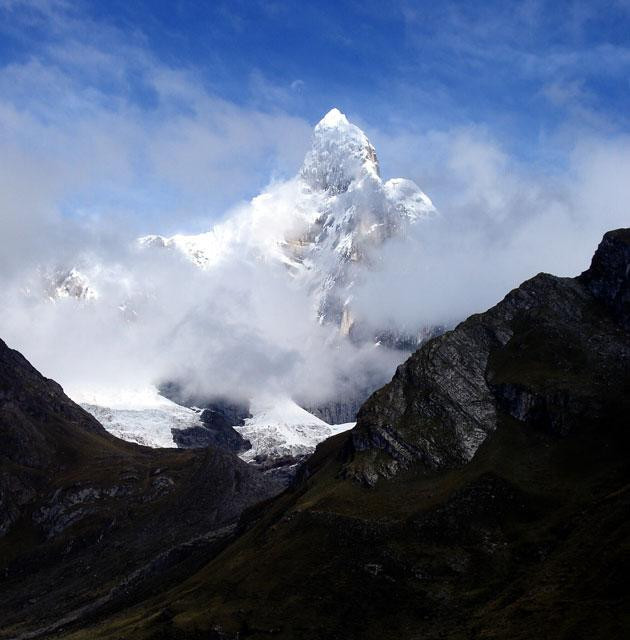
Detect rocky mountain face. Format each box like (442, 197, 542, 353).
(285, 108, 436, 334)
(0, 339, 282, 638)
(579, 227, 630, 326)
(300, 393, 368, 425)
(171, 406, 252, 452)
(159, 385, 252, 453)
(39, 228, 629, 640)
(343, 228, 630, 485)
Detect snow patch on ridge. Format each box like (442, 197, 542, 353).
(72, 385, 202, 448)
(235, 395, 355, 460)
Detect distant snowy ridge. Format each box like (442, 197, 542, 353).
(137, 225, 236, 270)
(78, 387, 354, 458)
(235, 395, 355, 460)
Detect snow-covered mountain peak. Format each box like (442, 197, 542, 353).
(48, 267, 99, 302)
(317, 107, 349, 128)
(300, 108, 380, 194)
(136, 109, 437, 333)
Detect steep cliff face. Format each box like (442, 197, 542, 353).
(579, 227, 630, 325)
(343, 228, 630, 485)
(286, 108, 436, 330)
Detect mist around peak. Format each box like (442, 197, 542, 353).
(1, 104, 629, 419)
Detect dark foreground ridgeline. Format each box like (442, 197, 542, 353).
(1, 229, 629, 639)
(0, 342, 282, 639)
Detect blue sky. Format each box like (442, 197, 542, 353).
(5, 1, 630, 133)
(0, 0, 629, 239)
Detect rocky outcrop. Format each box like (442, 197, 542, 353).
(172, 404, 252, 452)
(579, 227, 630, 326)
(344, 229, 630, 485)
(159, 384, 252, 452)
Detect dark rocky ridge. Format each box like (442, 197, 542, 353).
(579, 227, 630, 325)
(343, 228, 630, 485)
(0, 343, 281, 638)
(171, 405, 252, 453)
(159, 383, 252, 453)
(55, 228, 630, 640)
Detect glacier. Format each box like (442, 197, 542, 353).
(77, 386, 354, 461)
(235, 395, 355, 461)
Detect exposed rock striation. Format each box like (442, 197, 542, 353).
(344, 228, 630, 484)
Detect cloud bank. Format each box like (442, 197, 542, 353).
(352, 130, 630, 331)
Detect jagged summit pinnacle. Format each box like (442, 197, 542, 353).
(317, 107, 350, 128)
(301, 108, 379, 193)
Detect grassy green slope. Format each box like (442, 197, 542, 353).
(65, 292, 630, 639)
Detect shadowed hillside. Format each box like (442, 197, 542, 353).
(0, 341, 281, 639)
(1, 230, 629, 640)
